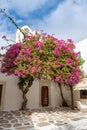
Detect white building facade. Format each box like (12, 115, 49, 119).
(74, 39, 87, 108)
(0, 72, 72, 111)
(75, 39, 87, 75)
(0, 26, 87, 111)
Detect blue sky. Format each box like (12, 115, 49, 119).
(0, 0, 87, 49)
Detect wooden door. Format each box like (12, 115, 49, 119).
(41, 86, 49, 106)
(0, 84, 2, 105)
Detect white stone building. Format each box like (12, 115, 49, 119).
(0, 71, 72, 111)
(75, 39, 87, 74)
(0, 26, 87, 111)
(74, 39, 87, 109)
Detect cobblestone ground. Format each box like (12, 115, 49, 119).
(0, 107, 87, 130)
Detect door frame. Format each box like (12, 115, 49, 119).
(39, 79, 51, 107)
(0, 80, 6, 110)
(41, 86, 49, 106)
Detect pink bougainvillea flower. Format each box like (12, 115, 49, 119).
(2, 35, 6, 39)
(1, 46, 4, 50)
(53, 48, 60, 56)
(0, 30, 83, 86)
(57, 64, 62, 68)
(32, 68, 37, 73)
(34, 41, 42, 47)
(67, 39, 73, 43)
(66, 58, 73, 64)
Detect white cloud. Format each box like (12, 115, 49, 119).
(0, 0, 47, 16)
(0, 0, 87, 48)
(36, 0, 87, 42)
(0, 18, 16, 50)
(0, 0, 9, 10)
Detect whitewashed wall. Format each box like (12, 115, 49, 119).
(75, 39, 87, 75)
(0, 73, 41, 110)
(0, 59, 74, 110)
(0, 74, 21, 111)
(74, 39, 87, 106)
(0, 71, 72, 111)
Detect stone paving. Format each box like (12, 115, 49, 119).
(0, 107, 87, 130)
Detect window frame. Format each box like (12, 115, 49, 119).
(80, 90, 87, 99)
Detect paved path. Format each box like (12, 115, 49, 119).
(0, 107, 87, 130)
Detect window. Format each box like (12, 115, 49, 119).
(80, 90, 87, 99)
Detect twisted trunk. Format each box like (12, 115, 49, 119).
(20, 77, 34, 110)
(21, 85, 29, 110)
(69, 85, 74, 110)
(58, 83, 68, 107)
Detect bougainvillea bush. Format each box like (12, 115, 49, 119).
(0, 31, 84, 109)
(51, 39, 83, 85)
(47, 38, 84, 108)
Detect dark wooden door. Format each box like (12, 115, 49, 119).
(0, 85, 2, 105)
(41, 86, 49, 106)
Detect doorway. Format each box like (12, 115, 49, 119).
(41, 86, 49, 106)
(0, 84, 3, 106)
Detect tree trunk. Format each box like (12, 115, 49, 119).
(20, 77, 34, 110)
(58, 83, 68, 107)
(21, 87, 29, 110)
(69, 85, 74, 110)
